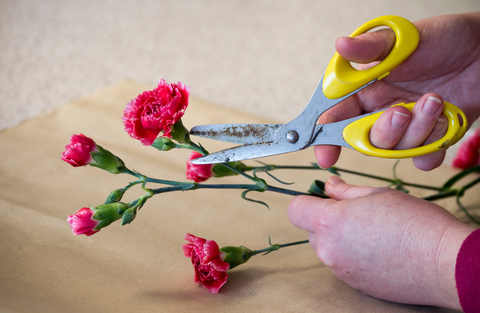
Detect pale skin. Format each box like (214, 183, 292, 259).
(288, 12, 480, 310)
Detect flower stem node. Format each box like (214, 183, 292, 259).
(90, 145, 127, 174)
(219, 246, 253, 269)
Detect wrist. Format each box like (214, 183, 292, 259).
(435, 220, 474, 310)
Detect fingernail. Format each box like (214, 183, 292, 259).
(327, 176, 344, 186)
(434, 117, 447, 132)
(423, 96, 443, 116)
(391, 111, 409, 128)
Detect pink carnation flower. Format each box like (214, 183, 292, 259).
(183, 233, 229, 293)
(452, 129, 480, 170)
(186, 151, 213, 183)
(123, 79, 190, 146)
(67, 207, 100, 236)
(61, 134, 98, 167)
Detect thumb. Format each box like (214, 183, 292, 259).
(335, 28, 396, 64)
(325, 176, 381, 200)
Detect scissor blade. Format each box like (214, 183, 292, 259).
(191, 140, 301, 164)
(307, 119, 353, 148)
(307, 112, 384, 148)
(190, 124, 281, 145)
(192, 125, 327, 164)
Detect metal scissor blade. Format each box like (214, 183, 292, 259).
(192, 122, 349, 164)
(190, 124, 281, 145)
(307, 119, 354, 148)
(191, 140, 301, 164)
(307, 111, 386, 148)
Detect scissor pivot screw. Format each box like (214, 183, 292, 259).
(286, 131, 299, 143)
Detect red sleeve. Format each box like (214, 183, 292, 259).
(455, 228, 480, 313)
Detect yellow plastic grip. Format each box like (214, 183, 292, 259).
(343, 102, 467, 158)
(322, 15, 419, 99)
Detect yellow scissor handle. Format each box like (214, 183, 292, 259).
(343, 102, 467, 158)
(323, 15, 419, 99)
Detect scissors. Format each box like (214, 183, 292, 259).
(190, 15, 467, 165)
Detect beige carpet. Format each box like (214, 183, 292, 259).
(1, 0, 480, 130)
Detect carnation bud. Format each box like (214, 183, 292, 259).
(212, 161, 248, 178)
(90, 145, 127, 174)
(92, 202, 130, 231)
(104, 188, 126, 204)
(170, 119, 190, 143)
(121, 208, 136, 225)
(219, 245, 254, 269)
(152, 137, 176, 151)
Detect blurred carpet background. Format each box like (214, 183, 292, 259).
(1, 0, 480, 130)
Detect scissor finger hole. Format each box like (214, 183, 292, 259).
(457, 114, 464, 127)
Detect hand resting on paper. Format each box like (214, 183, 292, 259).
(288, 176, 474, 310)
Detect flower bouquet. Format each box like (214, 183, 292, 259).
(62, 79, 480, 294)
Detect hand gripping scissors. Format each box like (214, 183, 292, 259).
(190, 15, 467, 165)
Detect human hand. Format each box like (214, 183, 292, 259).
(288, 176, 474, 310)
(316, 12, 480, 171)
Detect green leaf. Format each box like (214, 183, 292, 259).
(241, 190, 269, 209)
(255, 168, 294, 185)
(308, 180, 326, 196)
(442, 165, 480, 190)
(394, 184, 409, 194)
(327, 167, 340, 175)
(392, 160, 401, 180)
(456, 196, 480, 226)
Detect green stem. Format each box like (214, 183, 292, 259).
(253, 165, 442, 191)
(266, 185, 322, 197)
(150, 183, 317, 197)
(462, 176, 480, 192)
(456, 196, 480, 226)
(124, 179, 143, 190)
(124, 168, 144, 179)
(423, 176, 480, 202)
(146, 177, 194, 187)
(423, 189, 459, 201)
(252, 239, 309, 255)
(182, 141, 209, 155)
(196, 183, 260, 190)
(222, 162, 261, 183)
